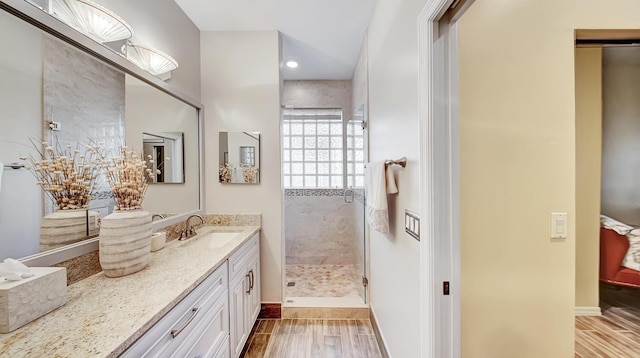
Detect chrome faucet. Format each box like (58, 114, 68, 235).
(152, 213, 165, 221)
(180, 214, 205, 241)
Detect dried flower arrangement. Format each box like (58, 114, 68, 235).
(219, 163, 231, 183)
(101, 147, 156, 211)
(242, 166, 259, 184)
(21, 138, 101, 210)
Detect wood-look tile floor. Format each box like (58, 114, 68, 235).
(575, 284, 640, 357)
(242, 319, 383, 358)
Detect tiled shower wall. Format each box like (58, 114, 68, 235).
(285, 189, 362, 265)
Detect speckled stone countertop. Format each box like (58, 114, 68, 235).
(0, 225, 260, 358)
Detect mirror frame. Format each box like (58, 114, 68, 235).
(0, 0, 205, 266)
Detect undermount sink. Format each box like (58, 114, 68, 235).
(180, 231, 240, 249)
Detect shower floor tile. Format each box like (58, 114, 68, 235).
(285, 264, 363, 298)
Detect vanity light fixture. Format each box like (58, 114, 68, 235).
(48, 0, 133, 44)
(124, 43, 179, 80)
(286, 60, 299, 68)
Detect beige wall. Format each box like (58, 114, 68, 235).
(601, 47, 640, 225)
(201, 31, 282, 303)
(575, 47, 602, 309)
(367, 0, 423, 356)
(458, 0, 640, 357)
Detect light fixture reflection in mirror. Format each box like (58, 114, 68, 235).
(124, 43, 179, 80)
(219, 132, 260, 184)
(48, 0, 133, 43)
(142, 132, 185, 184)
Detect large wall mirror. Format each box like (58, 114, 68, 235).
(0, 0, 203, 263)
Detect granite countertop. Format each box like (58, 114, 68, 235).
(0, 225, 260, 358)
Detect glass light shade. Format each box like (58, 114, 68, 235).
(125, 44, 179, 76)
(49, 0, 133, 43)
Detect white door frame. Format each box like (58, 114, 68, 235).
(418, 1, 470, 356)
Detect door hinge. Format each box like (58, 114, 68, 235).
(362, 276, 368, 287)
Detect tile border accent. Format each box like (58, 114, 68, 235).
(284, 189, 345, 197)
(259, 303, 282, 319)
(91, 190, 114, 200)
(370, 308, 390, 358)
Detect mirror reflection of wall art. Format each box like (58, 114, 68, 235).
(219, 131, 260, 184)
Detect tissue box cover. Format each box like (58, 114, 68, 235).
(0, 267, 67, 333)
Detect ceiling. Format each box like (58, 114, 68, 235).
(174, 0, 377, 80)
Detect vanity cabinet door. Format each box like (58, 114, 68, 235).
(229, 274, 248, 358)
(228, 233, 261, 358)
(246, 253, 261, 328)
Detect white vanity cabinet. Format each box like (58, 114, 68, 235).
(120, 263, 229, 358)
(119, 232, 261, 358)
(228, 233, 261, 358)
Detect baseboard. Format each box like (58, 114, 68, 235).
(575, 306, 602, 316)
(259, 303, 282, 319)
(370, 307, 390, 358)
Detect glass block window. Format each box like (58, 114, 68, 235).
(240, 146, 255, 166)
(283, 108, 343, 188)
(347, 119, 365, 188)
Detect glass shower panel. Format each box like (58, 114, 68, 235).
(347, 104, 368, 303)
(282, 105, 369, 306)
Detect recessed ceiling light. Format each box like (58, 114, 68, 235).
(286, 60, 298, 68)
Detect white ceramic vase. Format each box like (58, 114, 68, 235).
(99, 209, 152, 278)
(40, 209, 100, 252)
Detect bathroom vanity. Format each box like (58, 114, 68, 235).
(0, 225, 261, 358)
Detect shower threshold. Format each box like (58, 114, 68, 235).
(283, 296, 368, 308)
(281, 296, 369, 319)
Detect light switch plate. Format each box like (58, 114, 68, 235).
(405, 210, 420, 241)
(551, 212, 568, 239)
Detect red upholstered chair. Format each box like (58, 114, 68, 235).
(600, 227, 640, 288)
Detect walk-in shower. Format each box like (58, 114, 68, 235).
(282, 106, 368, 307)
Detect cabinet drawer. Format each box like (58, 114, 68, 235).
(214, 337, 230, 358)
(228, 233, 259, 282)
(170, 291, 229, 358)
(120, 263, 228, 358)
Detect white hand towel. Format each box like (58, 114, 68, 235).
(386, 165, 398, 194)
(365, 161, 389, 233)
(0, 162, 4, 193)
